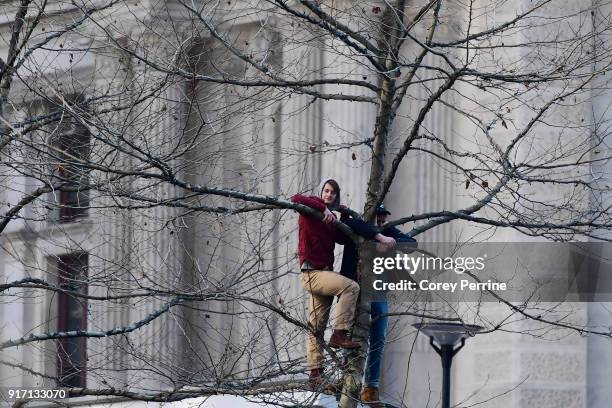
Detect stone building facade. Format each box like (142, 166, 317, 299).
(1, 1, 612, 407)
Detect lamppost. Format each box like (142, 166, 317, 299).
(413, 322, 483, 408)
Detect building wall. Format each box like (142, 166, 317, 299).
(0, 1, 610, 407)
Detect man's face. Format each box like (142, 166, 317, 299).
(376, 213, 387, 227)
(321, 183, 337, 205)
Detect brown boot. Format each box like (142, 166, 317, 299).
(361, 386, 384, 408)
(329, 329, 361, 349)
(309, 368, 325, 389)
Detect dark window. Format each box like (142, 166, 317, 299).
(47, 98, 91, 222)
(56, 129, 90, 222)
(56, 253, 88, 388)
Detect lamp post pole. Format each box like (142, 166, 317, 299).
(413, 323, 483, 408)
(430, 337, 464, 408)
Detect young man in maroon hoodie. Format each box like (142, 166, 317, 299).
(291, 178, 395, 388)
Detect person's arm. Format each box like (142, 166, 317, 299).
(383, 226, 416, 242)
(337, 217, 397, 248)
(374, 233, 396, 246)
(343, 217, 378, 239)
(291, 194, 335, 223)
(291, 194, 326, 211)
(335, 216, 374, 245)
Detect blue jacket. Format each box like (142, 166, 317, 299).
(339, 217, 416, 282)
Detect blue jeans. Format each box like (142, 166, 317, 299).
(364, 301, 388, 388)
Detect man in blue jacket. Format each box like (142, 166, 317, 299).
(339, 204, 416, 407)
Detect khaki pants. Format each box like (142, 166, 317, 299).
(300, 270, 360, 370)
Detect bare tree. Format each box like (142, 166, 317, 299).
(2, 0, 612, 407)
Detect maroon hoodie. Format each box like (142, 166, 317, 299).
(291, 194, 343, 270)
